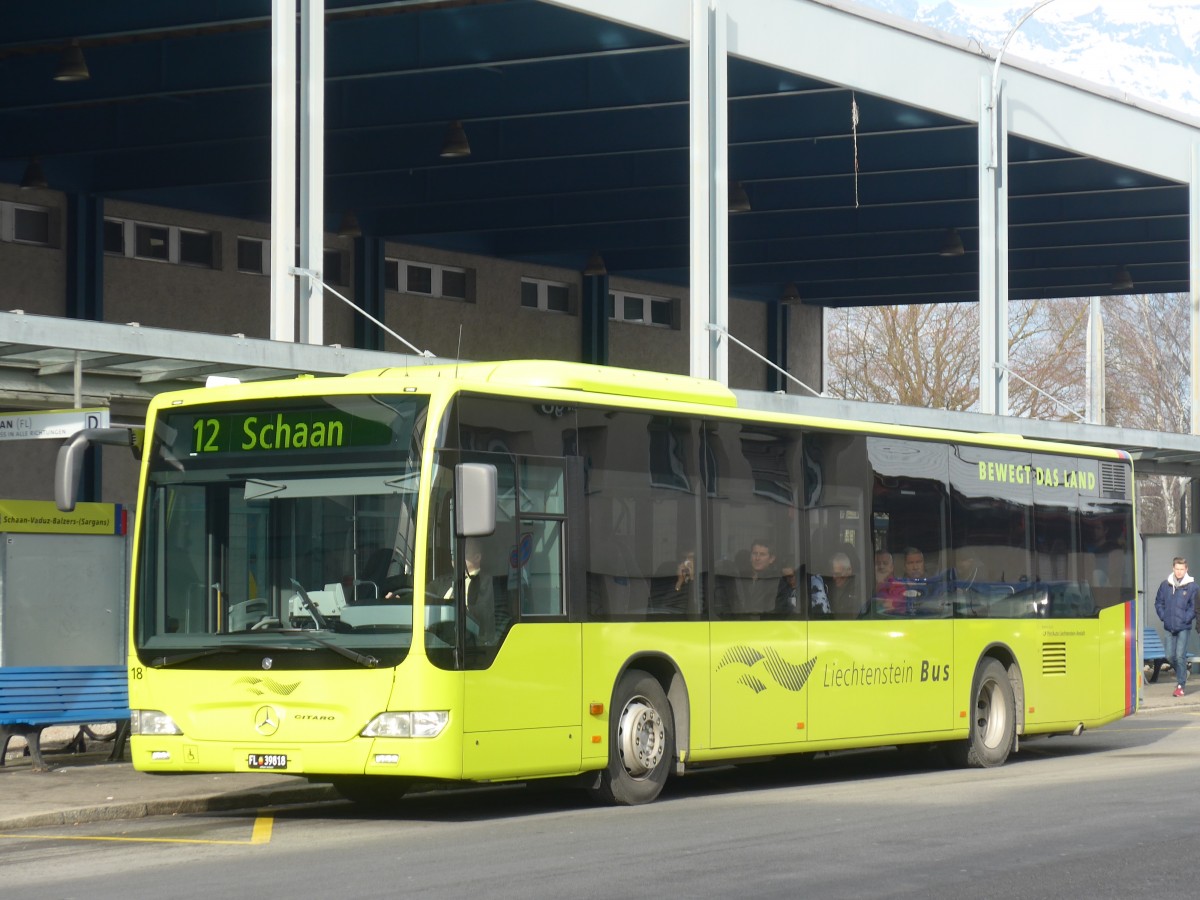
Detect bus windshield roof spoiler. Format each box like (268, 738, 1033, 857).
(55, 426, 144, 512)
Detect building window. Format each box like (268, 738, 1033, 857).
(236, 239, 342, 284)
(12, 206, 50, 245)
(323, 249, 345, 286)
(105, 217, 219, 270)
(103, 218, 124, 254)
(521, 278, 572, 313)
(609, 290, 675, 327)
(1, 201, 53, 247)
(386, 258, 473, 301)
(237, 237, 267, 274)
(179, 228, 216, 268)
(134, 223, 170, 261)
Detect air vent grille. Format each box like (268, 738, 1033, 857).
(1042, 641, 1067, 676)
(1100, 462, 1129, 499)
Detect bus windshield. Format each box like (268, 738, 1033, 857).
(134, 393, 429, 667)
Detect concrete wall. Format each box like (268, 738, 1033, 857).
(0, 185, 67, 317)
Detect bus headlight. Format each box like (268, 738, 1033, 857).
(131, 709, 183, 736)
(362, 711, 448, 738)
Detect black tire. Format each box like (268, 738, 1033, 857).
(329, 775, 411, 808)
(590, 670, 674, 806)
(950, 657, 1016, 768)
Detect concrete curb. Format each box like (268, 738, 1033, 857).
(0, 782, 338, 832)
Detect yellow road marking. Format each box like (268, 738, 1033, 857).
(250, 814, 273, 844)
(0, 814, 274, 846)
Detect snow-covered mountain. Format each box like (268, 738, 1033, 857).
(852, 0, 1200, 119)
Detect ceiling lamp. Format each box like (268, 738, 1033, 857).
(729, 181, 751, 213)
(583, 251, 607, 277)
(20, 157, 48, 190)
(1111, 265, 1134, 291)
(938, 227, 965, 257)
(54, 40, 90, 82)
(337, 210, 362, 238)
(781, 282, 802, 304)
(440, 120, 471, 158)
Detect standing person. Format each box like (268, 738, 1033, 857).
(1154, 557, 1198, 697)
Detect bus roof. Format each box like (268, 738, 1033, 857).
(347, 360, 740, 408)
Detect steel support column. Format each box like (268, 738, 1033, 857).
(65, 193, 102, 322)
(1190, 143, 1200, 437)
(978, 76, 1009, 416)
(353, 235, 386, 351)
(581, 273, 610, 366)
(270, 0, 297, 341)
(689, 0, 728, 384)
(298, 0, 324, 345)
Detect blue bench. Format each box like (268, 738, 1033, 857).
(1144, 627, 1168, 683)
(0, 665, 130, 771)
(1143, 627, 1200, 684)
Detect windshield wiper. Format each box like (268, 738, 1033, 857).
(271, 629, 380, 668)
(152, 634, 377, 669)
(150, 643, 290, 668)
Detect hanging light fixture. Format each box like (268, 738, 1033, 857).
(20, 157, 48, 190)
(583, 251, 607, 277)
(1111, 265, 1134, 291)
(54, 40, 90, 82)
(337, 210, 362, 238)
(780, 282, 802, 304)
(938, 227, 965, 257)
(439, 120, 471, 158)
(729, 180, 751, 213)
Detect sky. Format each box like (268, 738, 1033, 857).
(853, 0, 1200, 118)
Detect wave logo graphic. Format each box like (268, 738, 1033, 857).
(234, 675, 301, 697)
(717, 645, 816, 694)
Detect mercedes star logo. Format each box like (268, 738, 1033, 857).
(255, 705, 280, 736)
(262, 656, 273, 670)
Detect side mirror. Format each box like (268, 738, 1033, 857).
(55, 426, 143, 511)
(455, 462, 497, 537)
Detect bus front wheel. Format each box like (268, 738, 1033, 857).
(952, 657, 1016, 768)
(591, 670, 674, 805)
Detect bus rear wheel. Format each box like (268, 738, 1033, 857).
(951, 657, 1016, 768)
(591, 670, 674, 806)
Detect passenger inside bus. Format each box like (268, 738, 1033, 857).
(715, 538, 790, 617)
(873, 551, 906, 615)
(825, 551, 857, 618)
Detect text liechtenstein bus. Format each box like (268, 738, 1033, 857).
(56, 360, 1138, 805)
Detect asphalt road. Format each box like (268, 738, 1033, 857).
(1, 707, 1196, 900)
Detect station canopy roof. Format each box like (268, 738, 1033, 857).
(2, 1, 1199, 477)
(1, 0, 1195, 307)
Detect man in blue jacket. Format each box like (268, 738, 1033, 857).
(1154, 557, 1198, 697)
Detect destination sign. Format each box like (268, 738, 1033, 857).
(181, 409, 394, 455)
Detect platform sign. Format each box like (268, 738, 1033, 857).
(0, 407, 109, 441)
(0, 499, 125, 535)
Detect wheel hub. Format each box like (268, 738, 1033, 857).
(618, 698, 665, 777)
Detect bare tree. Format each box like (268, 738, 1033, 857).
(826, 303, 979, 409)
(1006, 298, 1089, 421)
(1103, 293, 1191, 533)
(826, 298, 1087, 417)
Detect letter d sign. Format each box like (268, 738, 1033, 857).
(85, 413, 100, 429)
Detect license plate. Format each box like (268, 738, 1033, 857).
(247, 753, 288, 770)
